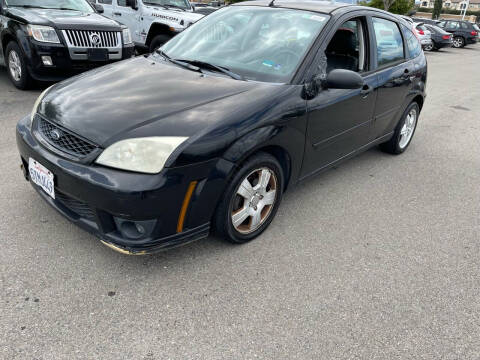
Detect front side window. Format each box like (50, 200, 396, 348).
(162, 6, 329, 83)
(5, 0, 94, 12)
(325, 18, 367, 73)
(401, 24, 421, 59)
(372, 17, 404, 67)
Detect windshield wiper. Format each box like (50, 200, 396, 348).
(9, 5, 50, 9)
(155, 50, 201, 73)
(175, 59, 244, 80)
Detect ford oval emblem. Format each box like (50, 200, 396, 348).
(50, 129, 62, 141)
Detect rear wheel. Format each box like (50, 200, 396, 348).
(149, 34, 172, 53)
(380, 102, 419, 155)
(452, 36, 465, 48)
(6, 42, 32, 90)
(214, 152, 284, 244)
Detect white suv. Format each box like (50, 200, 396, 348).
(93, 0, 204, 52)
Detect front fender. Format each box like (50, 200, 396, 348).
(222, 123, 307, 188)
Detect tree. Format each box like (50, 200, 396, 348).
(359, 0, 415, 15)
(432, 0, 442, 19)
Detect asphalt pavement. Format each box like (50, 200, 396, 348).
(1, 46, 480, 359)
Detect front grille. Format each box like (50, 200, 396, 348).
(37, 116, 97, 158)
(56, 191, 96, 221)
(62, 30, 121, 48)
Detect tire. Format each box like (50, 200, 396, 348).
(5, 42, 32, 90)
(452, 36, 465, 48)
(149, 34, 171, 53)
(424, 43, 434, 51)
(214, 152, 284, 244)
(380, 102, 420, 155)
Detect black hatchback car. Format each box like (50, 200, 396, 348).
(0, 0, 134, 89)
(437, 19, 478, 48)
(16, 1, 427, 255)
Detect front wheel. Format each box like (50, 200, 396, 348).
(6, 42, 32, 90)
(380, 102, 419, 155)
(149, 34, 172, 53)
(452, 36, 465, 48)
(214, 152, 284, 244)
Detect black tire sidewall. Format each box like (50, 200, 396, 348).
(215, 153, 284, 244)
(149, 34, 171, 53)
(5, 42, 30, 90)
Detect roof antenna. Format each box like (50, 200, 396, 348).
(268, 0, 275, 7)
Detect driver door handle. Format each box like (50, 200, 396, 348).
(360, 84, 373, 97)
(113, 12, 122, 16)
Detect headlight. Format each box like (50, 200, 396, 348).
(30, 85, 53, 128)
(96, 137, 188, 174)
(122, 28, 132, 44)
(27, 25, 60, 43)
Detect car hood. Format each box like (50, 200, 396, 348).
(39, 56, 267, 147)
(6, 8, 121, 30)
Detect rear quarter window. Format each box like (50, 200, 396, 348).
(401, 24, 421, 59)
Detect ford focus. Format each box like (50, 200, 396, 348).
(16, 0, 427, 254)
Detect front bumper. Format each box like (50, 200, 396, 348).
(24, 39, 135, 82)
(16, 116, 234, 254)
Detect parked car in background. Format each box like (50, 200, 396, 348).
(413, 22, 433, 50)
(474, 23, 480, 41)
(411, 17, 439, 26)
(17, 1, 427, 254)
(0, 0, 134, 89)
(423, 24, 453, 51)
(437, 20, 478, 48)
(191, 2, 217, 15)
(91, 0, 204, 52)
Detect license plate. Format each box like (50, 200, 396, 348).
(29, 158, 55, 199)
(87, 48, 109, 62)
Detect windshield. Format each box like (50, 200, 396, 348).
(144, 0, 191, 10)
(161, 6, 329, 83)
(5, 0, 94, 12)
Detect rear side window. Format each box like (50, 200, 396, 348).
(372, 17, 404, 66)
(460, 22, 469, 29)
(401, 24, 421, 59)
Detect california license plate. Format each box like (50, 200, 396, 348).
(29, 158, 55, 199)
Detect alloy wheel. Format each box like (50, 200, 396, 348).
(398, 108, 417, 149)
(424, 43, 433, 51)
(453, 37, 463, 48)
(231, 167, 278, 234)
(8, 50, 22, 82)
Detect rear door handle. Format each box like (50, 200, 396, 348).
(360, 84, 373, 97)
(113, 12, 122, 16)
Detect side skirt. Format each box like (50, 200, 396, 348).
(297, 131, 394, 183)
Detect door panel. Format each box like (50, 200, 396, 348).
(372, 60, 414, 139)
(301, 73, 378, 177)
(113, 0, 140, 43)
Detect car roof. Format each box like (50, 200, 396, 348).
(233, 0, 356, 14)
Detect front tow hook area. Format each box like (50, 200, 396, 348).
(20, 163, 29, 181)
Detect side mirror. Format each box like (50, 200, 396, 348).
(325, 69, 364, 90)
(93, 4, 104, 13)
